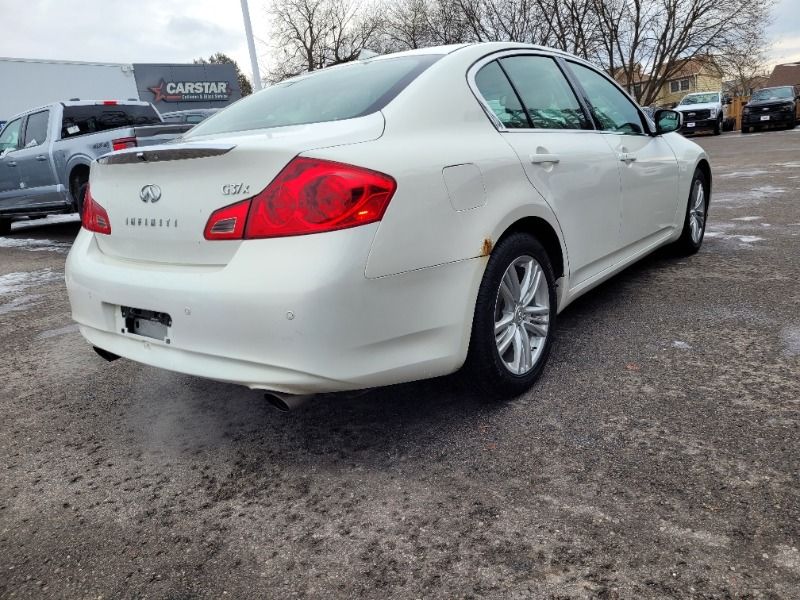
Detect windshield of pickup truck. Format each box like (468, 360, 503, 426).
(186, 55, 441, 137)
(679, 93, 720, 105)
(750, 87, 794, 101)
(60, 104, 162, 140)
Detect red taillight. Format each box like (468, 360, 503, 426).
(102, 100, 118, 105)
(204, 157, 396, 241)
(81, 185, 112, 235)
(244, 157, 396, 238)
(204, 199, 251, 240)
(112, 136, 137, 151)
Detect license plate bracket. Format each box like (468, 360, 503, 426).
(760, 115, 770, 121)
(121, 306, 172, 342)
(686, 122, 696, 127)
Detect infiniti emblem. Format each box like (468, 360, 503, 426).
(140, 184, 162, 203)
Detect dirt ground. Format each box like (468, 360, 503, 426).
(1, 128, 798, 599)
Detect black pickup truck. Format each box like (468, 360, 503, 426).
(741, 86, 800, 133)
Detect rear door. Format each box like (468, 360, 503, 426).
(14, 109, 65, 208)
(0, 117, 24, 210)
(565, 61, 680, 251)
(473, 53, 623, 285)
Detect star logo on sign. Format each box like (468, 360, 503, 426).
(148, 80, 180, 102)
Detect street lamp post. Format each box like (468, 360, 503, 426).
(240, 0, 262, 91)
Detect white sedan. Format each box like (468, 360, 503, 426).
(66, 42, 710, 407)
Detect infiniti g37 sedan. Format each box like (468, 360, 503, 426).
(66, 42, 710, 401)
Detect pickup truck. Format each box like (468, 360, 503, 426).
(741, 86, 800, 133)
(0, 100, 191, 234)
(674, 91, 727, 135)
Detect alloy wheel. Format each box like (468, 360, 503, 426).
(689, 180, 706, 244)
(494, 256, 550, 375)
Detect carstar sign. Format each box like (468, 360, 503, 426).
(148, 79, 232, 103)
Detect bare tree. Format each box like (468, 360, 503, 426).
(266, 0, 384, 81)
(593, 0, 775, 105)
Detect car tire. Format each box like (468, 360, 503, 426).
(713, 117, 722, 135)
(673, 169, 708, 256)
(0, 219, 11, 236)
(463, 232, 557, 399)
(741, 125, 750, 134)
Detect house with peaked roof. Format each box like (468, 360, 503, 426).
(767, 62, 800, 89)
(613, 57, 724, 107)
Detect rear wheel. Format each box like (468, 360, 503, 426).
(463, 233, 557, 399)
(75, 182, 88, 217)
(673, 169, 708, 256)
(0, 219, 11, 236)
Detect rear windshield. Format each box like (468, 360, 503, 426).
(60, 104, 162, 139)
(186, 55, 441, 137)
(750, 87, 794, 101)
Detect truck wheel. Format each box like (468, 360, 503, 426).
(741, 126, 750, 134)
(713, 117, 722, 135)
(75, 182, 88, 216)
(0, 219, 11, 236)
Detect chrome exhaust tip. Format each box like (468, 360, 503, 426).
(264, 391, 314, 412)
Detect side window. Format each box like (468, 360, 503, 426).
(499, 56, 591, 130)
(568, 62, 646, 135)
(0, 118, 23, 152)
(474, 61, 529, 129)
(23, 111, 49, 148)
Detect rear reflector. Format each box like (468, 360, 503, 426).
(82, 185, 112, 235)
(112, 136, 137, 151)
(204, 199, 251, 240)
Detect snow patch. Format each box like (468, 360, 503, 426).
(0, 237, 72, 253)
(0, 269, 61, 296)
(719, 170, 769, 178)
(732, 216, 763, 221)
(672, 341, 692, 350)
(781, 326, 800, 357)
(10, 213, 80, 231)
(37, 323, 80, 340)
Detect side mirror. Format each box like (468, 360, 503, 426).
(654, 109, 682, 135)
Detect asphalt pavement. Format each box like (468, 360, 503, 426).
(1, 129, 798, 599)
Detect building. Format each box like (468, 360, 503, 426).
(767, 62, 800, 89)
(614, 57, 724, 107)
(0, 57, 242, 120)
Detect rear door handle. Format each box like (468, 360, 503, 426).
(619, 152, 637, 163)
(35, 155, 47, 161)
(7, 161, 16, 167)
(530, 153, 560, 165)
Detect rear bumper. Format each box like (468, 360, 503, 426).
(65, 227, 483, 394)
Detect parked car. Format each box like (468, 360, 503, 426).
(741, 86, 800, 133)
(0, 100, 192, 234)
(674, 91, 725, 135)
(66, 43, 709, 407)
(160, 108, 219, 125)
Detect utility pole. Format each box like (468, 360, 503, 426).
(240, 0, 262, 91)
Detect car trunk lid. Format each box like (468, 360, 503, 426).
(89, 113, 385, 265)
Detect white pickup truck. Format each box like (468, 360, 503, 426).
(674, 91, 729, 135)
(0, 100, 191, 234)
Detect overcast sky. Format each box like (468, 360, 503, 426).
(1, 0, 798, 83)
